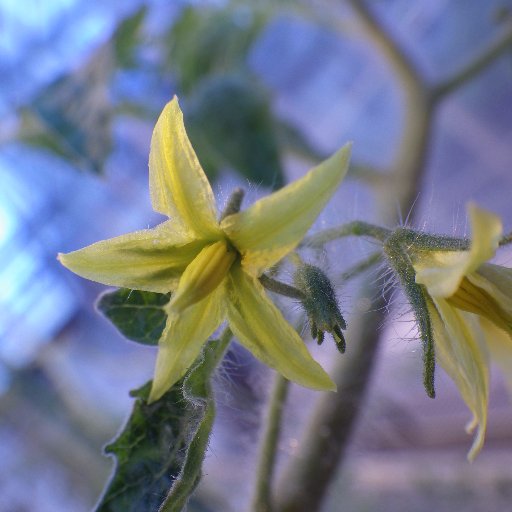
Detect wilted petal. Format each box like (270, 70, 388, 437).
(415, 204, 502, 298)
(226, 263, 335, 391)
(58, 221, 205, 293)
(221, 144, 351, 277)
(149, 97, 220, 238)
(430, 299, 489, 461)
(148, 283, 226, 402)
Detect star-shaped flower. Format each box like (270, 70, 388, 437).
(59, 97, 351, 402)
(413, 203, 512, 460)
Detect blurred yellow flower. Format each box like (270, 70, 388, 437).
(414, 203, 512, 460)
(59, 97, 351, 402)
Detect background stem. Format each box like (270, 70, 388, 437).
(274, 3, 512, 511)
(251, 375, 290, 512)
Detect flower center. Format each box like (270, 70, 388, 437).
(169, 240, 237, 313)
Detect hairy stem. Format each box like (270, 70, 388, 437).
(338, 251, 383, 283)
(303, 221, 391, 247)
(260, 274, 305, 300)
(251, 375, 290, 512)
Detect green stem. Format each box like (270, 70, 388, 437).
(251, 374, 290, 512)
(394, 227, 470, 251)
(158, 327, 233, 512)
(303, 221, 391, 247)
(260, 274, 305, 300)
(432, 21, 512, 102)
(209, 326, 234, 367)
(338, 251, 383, 282)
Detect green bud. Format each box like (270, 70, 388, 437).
(293, 263, 347, 353)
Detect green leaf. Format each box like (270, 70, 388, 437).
(185, 75, 284, 189)
(96, 289, 170, 346)
(166, 6, 265, 93)
(20, 46, 113, 174)
(95, 339, 225, 512)
(112, 6, 147, 68)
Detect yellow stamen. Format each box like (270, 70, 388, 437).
(169, 240, 237, 313)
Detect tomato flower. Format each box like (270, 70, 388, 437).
(414, 204, 512, 460)
(59, 97, 351, 401)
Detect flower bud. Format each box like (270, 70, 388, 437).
(293, 263, 347, 353)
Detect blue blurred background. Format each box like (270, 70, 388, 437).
(1, 1, 512, 510)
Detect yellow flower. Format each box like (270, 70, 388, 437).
(59, 97, 351, 402)
(413, 203, 512, 460)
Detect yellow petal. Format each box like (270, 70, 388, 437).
(226, 262, 335, 391)
(58, 221, 205, 293)
(415, 204, 502, 297)
(470, 264, 512, 331)
(148, 283, 226, 402)
(221, 143, 351, 277)
(149, 97, 220, 238)
(169, 240, 237, 314)
(429, 299, 489, 461)
(479, 317, 512, 394)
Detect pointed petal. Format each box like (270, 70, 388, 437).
(226, 263, 335, 391)
(221, 143, 351, 276)
(415, 204, 502, 297)
(148, 284, 225, 402)
(58, 221, 205, 293)
(149, 97, 220, 238)
(430, 299, 489, 461)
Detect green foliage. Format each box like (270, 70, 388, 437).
(186, 75, 284, 188)
(95, 339, 222, 512)
(96, 289, 170, 346)
(167, 6, 265, 93)
(112, 6, 148, 68)
(18, 7, 147, 173)
(20, 45, 113, 173)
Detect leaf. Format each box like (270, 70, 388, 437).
(166, 6, 265, 93)
(95, 339, 224, 512)
(20, 45, 113, 174)
(96, 289, 170, 346)
(185, 75, 284, 189)
(112, 6, 147, 68)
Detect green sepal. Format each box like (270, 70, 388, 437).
(96, 288, 170, 346)
(95, 339, 224, 512)
(384, 234, 436, 398)
(293, 264, 347, 351)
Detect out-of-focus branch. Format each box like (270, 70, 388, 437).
(432, 22, 512, 101)
(274, 4, 512, 512)
(276, 1, 435, 510)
